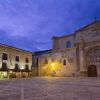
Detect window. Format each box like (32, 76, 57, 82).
(25, 58, 29, 63)
(66, 41, 71, 48)
(63, 59, 66, 65)
(15, 64, 19, 70)
(2, 62, 7, 70)
(25, 65, 29, 70)
(15, 56, 19, 62)
(2, 53, 8, 60)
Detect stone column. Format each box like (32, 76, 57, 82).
(79, 42, 87, 76)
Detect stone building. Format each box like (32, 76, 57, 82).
(33, 20, 100, 77)
(0, 43, 32, 79)
(33, 50, 52, 76)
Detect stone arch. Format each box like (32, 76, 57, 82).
(85, 46, 100, 68)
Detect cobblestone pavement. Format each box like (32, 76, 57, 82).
(0, 77, 100, 100)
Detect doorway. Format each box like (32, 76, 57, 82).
(88, 65, 97, 77)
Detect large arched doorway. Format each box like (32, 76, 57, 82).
(86, 46, 100, 77)
(88, 65, 97, 77)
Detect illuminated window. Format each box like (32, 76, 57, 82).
(63, 59, 66, 65)
(2, 53, 8, 60)
(15, 56, 19, 62)
(25, 58, 29, 63)
(66, 41, 71, 48)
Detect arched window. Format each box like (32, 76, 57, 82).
(66, 41, 71, 48)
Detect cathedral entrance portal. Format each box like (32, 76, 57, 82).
(86, 46, 100, 77)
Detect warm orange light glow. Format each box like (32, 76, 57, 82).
(50, 62, 56, 71)
(51, 63, 55, 67)
(41, 61, 61, 76)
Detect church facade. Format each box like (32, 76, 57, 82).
(33, 20, 100, 77)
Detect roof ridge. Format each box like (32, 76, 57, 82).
(52, 33, 75, 39)
(0, 43, 33, 53)
(76, 20, 100, 32)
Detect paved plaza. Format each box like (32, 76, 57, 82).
(0, 77, 100, 100)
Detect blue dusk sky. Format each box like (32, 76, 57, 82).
(0, 0, 100, 52)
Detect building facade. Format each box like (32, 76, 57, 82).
(0, 43, 32, 79)
(33, 20, 100, 77)
(33, 50, 52, 76)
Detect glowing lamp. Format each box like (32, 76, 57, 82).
(51, 63, 55, 67)
(50, 63, 55, 71)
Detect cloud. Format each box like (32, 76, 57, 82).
(0, 0, 100, 51)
